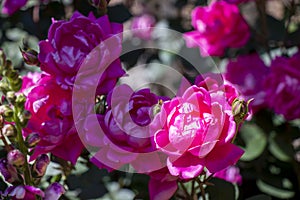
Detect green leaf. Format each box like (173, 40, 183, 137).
(206, 178, 236, 200)
(246, 194, 271, 200)
(240, 123, 267, 161)
(268, 132, 293, 162)
(256, 179, 295, 199)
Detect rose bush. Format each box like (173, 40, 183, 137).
(184, 1, 250, 56)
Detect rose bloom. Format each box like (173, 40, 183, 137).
(153, 75, 244, 179)
(213, 165, 242, 185)
(83, 84, 167, 172)
(24, 75, 83, 164)
(20, 71, 42, 96)
(184, 1, 250, 56)
(1, 0, 27, 15)
(38, 11, 125, 92)
(225, 53, 269, 113)
(264, 52, 300, 120)
(131, 14, 156, 40)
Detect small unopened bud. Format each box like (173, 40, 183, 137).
(6, 91, 16, 104)
(25, 133, 41, 148)
(44, 182, 66, 200)
(0, 105, 13, 118)
(0, 158, 19, 183)
(18, 110, 31, 126)
(232, 98, 253, 125)
(7, 149, 25, 167)
(20, 48, 39, 66)
(15, 93, 26, 107)
(33, 154, 50, 177)
(10, 77, 22, 92)
(0, 81, 9, 92)
(2, 124, 17, 138)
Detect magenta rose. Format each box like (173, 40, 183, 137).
(1, 0, 27, 15)
(38, 11, 125, 92)
(225, 53, 269, 113)
(83, 84, 167, 172)
(264, 52, 300, 120)
(154, 77, 244, 179)
(131, 14, 156, 40)
(183, 1, 250, 56)
(24, 75, 83, 164)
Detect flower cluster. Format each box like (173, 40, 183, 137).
(22, 11, 125, 165)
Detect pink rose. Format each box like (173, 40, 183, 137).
(213, 165, 242, 185)
(225, 53, 269, 113)
(38, 11, 125, 92)
(131, 14, 156, 40)
(264, 52, 300, 120)
(184, 1, 250, 56)
(24, 75, 83, 164)
(154, 76, 244, 179)
(1, 0, 27, 16)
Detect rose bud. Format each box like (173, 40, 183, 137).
(0, 105, 13, 118)
(7, 149, 25, 167)
(232, 98, 253, 125)
(33, 154, 50, 177)
(19, 48, 39, 66)
(25, 132, 41, 148)
(44, 183, 65, 200)
(0, 158, 19, 183)
(2, 124, 17, 138)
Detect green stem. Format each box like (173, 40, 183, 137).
(14, 107, 32, 185)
